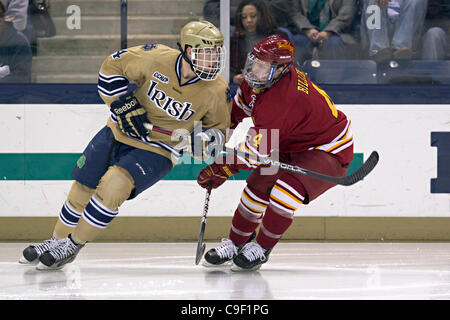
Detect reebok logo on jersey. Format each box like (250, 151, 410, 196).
(152, 71, 169, 83)
(147, 80, 195, 121)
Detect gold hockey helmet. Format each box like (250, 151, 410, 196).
(178, 20, 226, 81)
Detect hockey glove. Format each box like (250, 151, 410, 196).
(197, 162, 239, 189)
(187, 128, 225, 161)
(110, 94, 150, 138)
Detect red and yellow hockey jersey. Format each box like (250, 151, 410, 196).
(231, 66, 353, 168)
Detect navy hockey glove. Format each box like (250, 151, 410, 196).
(110, 94, 150, 138)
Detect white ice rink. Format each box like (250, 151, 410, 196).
(1, 242, 450, 300)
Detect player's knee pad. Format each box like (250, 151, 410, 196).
(80, 166, 135, 230)
(95, 166, 135, 211)
(268, 175, 306, 218)
(59, 181, 95, 227)
(238, 185, 269, 223)
(67, 181, 96, 212)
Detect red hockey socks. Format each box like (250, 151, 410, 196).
(256, 176, 306, 249)
(229, 186, 269, 245)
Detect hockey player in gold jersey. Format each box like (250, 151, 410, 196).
(19, 20, 232, 270)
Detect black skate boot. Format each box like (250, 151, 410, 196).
(203, 231, 256, 267)
(37, 234, 84, 271)
(19, 237, 59, 265)
(231, 242, 272, 272)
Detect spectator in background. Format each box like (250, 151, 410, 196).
(421, 0, 450, 60)
(0, 0, 32, 82)
(0, 0, 27, 31)
(230, 0, 289, 84)
(360, 0, 428, 63)
(291, 0, 357, 65)
(203, 0, 241, 28)
(265, 0, 300, 37)
(203, 0, 301, 37)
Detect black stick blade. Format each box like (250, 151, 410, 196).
(341, 151, 379, 186)
(195, 243, 206, 265)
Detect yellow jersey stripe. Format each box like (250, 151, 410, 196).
(269, 194, 298, 211)
(273, 185, 304, 206)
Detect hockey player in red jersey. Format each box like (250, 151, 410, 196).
(197, 35, 354, 271)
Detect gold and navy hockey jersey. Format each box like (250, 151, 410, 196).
(97, 44, 232, 164)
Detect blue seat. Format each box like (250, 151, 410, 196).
(378, 60, 450, 84)
(300, 60, 378, 84)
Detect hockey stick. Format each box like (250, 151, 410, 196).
(265, 151, 379, 186)
(195, 186, 212, 265)
(143, 123, 379, 186)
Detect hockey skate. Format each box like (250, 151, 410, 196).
(231, 242, 271, 272)
(36, 234, 84, 271)
(202, 231, 256, 267)
(19, 237, 59, 265)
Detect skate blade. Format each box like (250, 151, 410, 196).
(201, 260, 233, 268)
(18, 257, 39, 265)
(36, 262, 65, 271)
(230, 263, 262, 272)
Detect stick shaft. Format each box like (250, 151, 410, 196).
(144, 123, 378, 186)
(195, 186, 211, 265)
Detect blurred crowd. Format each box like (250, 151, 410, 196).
(0, 0, 449, 84)
(204, 0, 450, 84)
(0, 0, 54, 83)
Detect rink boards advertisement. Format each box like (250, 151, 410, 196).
(0, 104, 449, 218)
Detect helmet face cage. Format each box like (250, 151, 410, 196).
(243, 53, 278, 90)
(179, 20, 225, 81)
(190, 45, 226, 81)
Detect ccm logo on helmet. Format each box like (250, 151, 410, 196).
(114, 98, 137, 114)
(201, 39, 224, 46)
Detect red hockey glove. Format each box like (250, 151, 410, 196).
(197, 162, 239, 189)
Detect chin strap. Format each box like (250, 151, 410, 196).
(269, 62, 292, 88)
(177, 42, 197, 75)
(250, 63, 293, 91)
